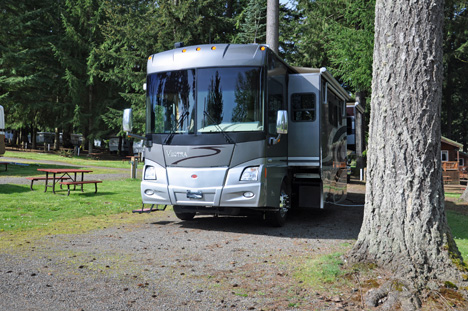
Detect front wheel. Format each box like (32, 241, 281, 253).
(267, 182, 290, 227)
(173, 206, 196, 221)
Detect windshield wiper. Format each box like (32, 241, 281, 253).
(164, 111, 189, 145)
(203, 111, 235, 144)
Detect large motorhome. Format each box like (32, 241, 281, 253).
(124, 44, 349, 226)
(0, 105, 5, 156)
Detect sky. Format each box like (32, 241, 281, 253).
(280, 0, 295, 9)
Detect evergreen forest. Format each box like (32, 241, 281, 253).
(1, 0, 467, 151)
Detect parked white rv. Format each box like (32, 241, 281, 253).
(0, 105, 5, 156)
(123, 44, 349, 226)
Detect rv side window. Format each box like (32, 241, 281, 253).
(327, 88, 343, 127)
(291, 93, 316, 122)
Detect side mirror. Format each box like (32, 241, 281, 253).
(276, 110, 288, 134)
(123, 108, 133, 132)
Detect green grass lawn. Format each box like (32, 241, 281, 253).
(1, 150, 138, 177)
(0, 179, 143, 232)
(0, 162, 120, 177)
(447, 210, 468, 260)
(0, 151, 147, 242)
(3, 150, 130, 169)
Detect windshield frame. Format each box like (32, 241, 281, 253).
(146, 66, 265, 137)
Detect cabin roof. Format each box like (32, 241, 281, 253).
(441, 136, 463, 149)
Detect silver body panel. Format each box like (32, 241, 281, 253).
(319, 81, 348, 206)
(163, 145, 234, 167)
(140, 44, 349, 216)
(147, 44, 266, 74)
(288, 74, 321, 166)
(141, 143, 269, 208)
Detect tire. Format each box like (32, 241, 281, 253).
(267, 181, 290, 227)
(173, 206, 196, 221)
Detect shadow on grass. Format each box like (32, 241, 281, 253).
(52, 191, 115, 197)
(447, 211, 468, 241)
(0, 184, 30, 194)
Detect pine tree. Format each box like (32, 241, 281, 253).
(234, 0, 267, 44)
(349, 0, 466, 307)
(53, 0, 108, 152)
(0, 0, 65, 148)
(442, 0, 468, 149)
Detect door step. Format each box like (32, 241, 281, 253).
(132, 204, 167, 214)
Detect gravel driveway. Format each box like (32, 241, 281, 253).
(1, 158, 365, 310)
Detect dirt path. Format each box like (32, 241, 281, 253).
(0, 184, 366, 310)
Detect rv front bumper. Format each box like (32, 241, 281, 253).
(141, 180, 263, 207)
(140, 164, 265, 208)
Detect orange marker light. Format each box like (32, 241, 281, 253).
(196, 47, 201, 51)
(148, 55, 152, 60)
(182, 49, 187, 53)
(211, 46, 216, 50)
(260, 46, 266, 51)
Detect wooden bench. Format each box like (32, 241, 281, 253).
(59, 180, 102, 196)
(26, 176, 71, 191)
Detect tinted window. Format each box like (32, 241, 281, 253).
(147, 67, 263, 134)
(291, 93, 316, 122)
(197, 67, 263, 132)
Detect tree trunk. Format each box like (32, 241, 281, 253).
(31, 127, 37, 150)
(266, 0, 279, 53)
(87, 85, 94, 154)
(349, 0, 465, 294)
(54, 127, 60, 151)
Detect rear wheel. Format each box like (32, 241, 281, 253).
(173, 206, 196, 221)
(267, 182, 290, 227)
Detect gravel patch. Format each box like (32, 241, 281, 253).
(1, 157, 366, 310)
(0, 186, 365, 310)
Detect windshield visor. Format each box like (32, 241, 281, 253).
(147, 67, 263, 134)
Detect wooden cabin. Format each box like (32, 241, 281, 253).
(441, 136, 463, 184)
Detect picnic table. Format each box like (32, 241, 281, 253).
(36, 168, 101, 195)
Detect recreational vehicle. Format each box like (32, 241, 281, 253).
(123, 44, 349, 226)
(0, 105, 5, 156)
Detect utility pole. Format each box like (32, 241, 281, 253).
(266, 0, 279, 53)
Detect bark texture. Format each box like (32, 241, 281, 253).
(266, 0, 279, 53)
(349, 0, 465, 288)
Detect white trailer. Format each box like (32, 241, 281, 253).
(124, 44, 349, 226)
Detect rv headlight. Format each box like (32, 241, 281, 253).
(144, 166, 156, 180)
(240, 166, 259, 181)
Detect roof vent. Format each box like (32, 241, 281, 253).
(174, 42, 184, 49)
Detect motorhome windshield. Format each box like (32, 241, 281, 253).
(147, 67, 263, 134)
